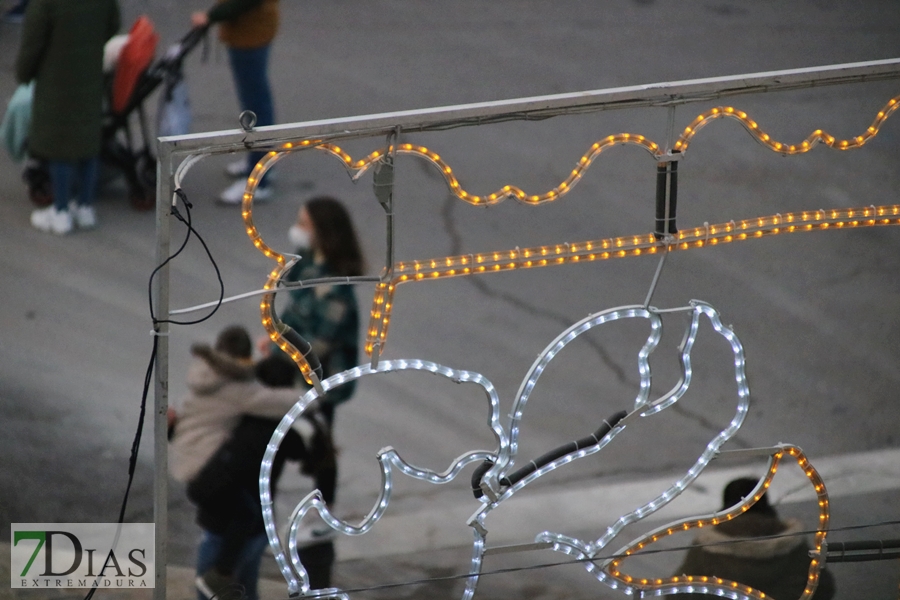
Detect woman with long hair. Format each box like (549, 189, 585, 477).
(280, 196, 365, 425)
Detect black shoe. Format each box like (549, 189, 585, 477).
(195, 569, 236, 600)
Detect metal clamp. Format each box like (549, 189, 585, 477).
(654, 153, 680, 239)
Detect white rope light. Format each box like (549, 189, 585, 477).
(229, 90, 878, 599)
(255, 300, 833, 600)
(258, 360, 508, 597)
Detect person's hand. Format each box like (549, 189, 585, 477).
(256, 334, 272, 357)
(166, 407, 178, 440)
(190, 11, 209, 27)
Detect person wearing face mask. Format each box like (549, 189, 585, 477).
(280, 196, 365, 426)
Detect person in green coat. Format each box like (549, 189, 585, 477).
(15, 0, 120, 235)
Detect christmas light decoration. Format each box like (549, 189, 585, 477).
(237, 96, 900, 373)
(364, 204, 900, 356)
(598, 445, 829, 599)
(230, 93, 889, 599)
(253, 299, 832, 600)
(257, 359, 508, 597)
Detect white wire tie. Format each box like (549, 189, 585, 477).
(704, 221, 710, 243)
(151, 329, 169, 337)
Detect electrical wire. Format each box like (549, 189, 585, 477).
(149, 188, 224, 326)
(259, 518, 900, 599)
(82, 190, 224, 600)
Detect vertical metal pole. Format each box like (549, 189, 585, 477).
(665, 104, 677, 154)
(655, 105, 680, 239)
(370, 128, 399, 367)
(153, 145, 173, 600)
(381, 129, 398, 274)
(643, 243, 670, 309)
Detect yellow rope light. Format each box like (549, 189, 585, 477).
(237, 97, 900, 363)
(605, 445, 828, 598)
(364, 205, 900, 355)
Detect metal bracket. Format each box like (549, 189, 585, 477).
(370, 128, 400, 368)
(373, 153, 394, 210)
(239, 110, 257, 132)
(654, 153, 680, 239)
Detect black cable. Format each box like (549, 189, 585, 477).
(83, 189, 225, 599)
(149, 188, 225, 326)
(265, 518, 900, 599)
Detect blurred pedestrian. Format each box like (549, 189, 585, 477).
(15, 0, 120, 234)
(169, 325, 300, 487)
(280, 196, 365, 426)
(169, 325, 307, 599)
(672, 477, 835, 599)
(186, 353, 336, 599)
(1, 0, 27, 23)
(191, 0, 279, 204)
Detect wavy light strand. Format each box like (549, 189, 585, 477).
(241, 149, 329, 386)
(235, 97, 900, 361)
(459, 302, 752, 599)
(675, 96, 900, 154)
(258, 359, 508, 597)
(242, 96, 899, 215)
(601, 445, 829, 600)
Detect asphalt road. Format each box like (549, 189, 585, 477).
(1, 1, 899, 598)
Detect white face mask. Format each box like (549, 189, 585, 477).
(288, 224, 311, 249)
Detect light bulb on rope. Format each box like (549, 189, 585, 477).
(234, 94, 877, 599)
(234, 96, 899, 360)
(454, 301, 765, 599)
(674, 96, 900, 154)
(258, 359, 508, 597)
(364, 204, 900, 356)
(240, 148, 328, 387)
(258, 297, 830, 600)
(487, 303, 748, 545)
(272, 94, 899, 208)
(597, 445, 830, 600)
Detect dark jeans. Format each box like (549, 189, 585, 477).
(47, 157, 99, 211)
(227, 45, 274, 186)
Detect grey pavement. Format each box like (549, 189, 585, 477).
(2, 1, 900, 599)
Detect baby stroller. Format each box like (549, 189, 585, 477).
(25, 19, 207, 210)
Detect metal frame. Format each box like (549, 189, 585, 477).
(152, 57, 900, 599)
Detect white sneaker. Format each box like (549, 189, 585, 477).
(31, 206, 73, 235)
(70, 204, 97, 229)
(224, 157, 250, 178)
(217, 179, 274, 205)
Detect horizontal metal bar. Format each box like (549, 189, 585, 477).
(159, 58, 900, 156)
(829, 538, 900, 552)
(714, 446, 786, 459)
(822, 550, 900, 563)
(169, 275, 381, 316)
(483, 541, 554, 556)
(813, 538, 900, 563)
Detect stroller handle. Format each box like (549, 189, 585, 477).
(160, 24, 209, 68)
